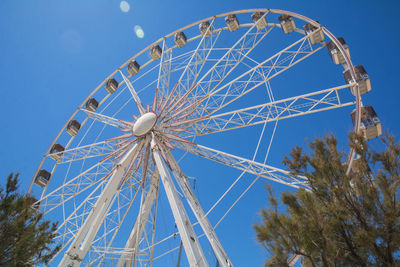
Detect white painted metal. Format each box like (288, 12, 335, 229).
(59, 143, 139, 267)
(83, 109, 131, 129)
(156, 39, 172, 96)
(174, 142, 309, 190)
(189, 14, 272, 102)
(133, 112, 158, 136)
(117, 173, 159, 267)
(120, 70, 146, 115)
(151, 138, 209, 267)
(172, 171, 233, 267)
(160, 147, 232, 266)
(191, 35, 325, 117)
(189, 84, 355, 136)
(28, 9, 364, 265)
(53, 140, 119, 164)
(174, 18, 219, 96)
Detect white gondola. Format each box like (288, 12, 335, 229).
(327, 37, 350, 65)
(225, 14, 239, 32)
(278, 14, 296, 34)
(35, 169, 51, 187)
(49, 143, 65, 161)
(105, 78, 119, 94)
(343, 65, 372, 95)
(199, 21, 212, 36)
(127, 60, 140, 76)
(174, 32, 187, 48)
(31, 198, 41, 211)
(66, 120, 81, 136)
(351, 106, 382, 140)
(251, 12, 267, 30)
(85, 98, 99, 112)
(304, 22, 325, 44)
(150, 45, 162, 60)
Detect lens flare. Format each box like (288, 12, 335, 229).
(134, 25, 144, 39)
(120, 1, 130, 12)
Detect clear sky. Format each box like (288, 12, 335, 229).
(1, 0, 399, 266)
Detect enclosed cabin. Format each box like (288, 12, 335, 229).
(85, 98, 99, 112)
(251, 12, 267, 30)
(343, 65, 372, 96)
(199, 21, 212, 37)
(174, 31, 187, 48)
(105, 78, 119, 94)
(327, 37, 350, 65)
(127, 60, 140, 76)
(66, 120, 81, 136)
(351, 105, 382, 140)
(278, 14, 296, 34)
(35, 169, 51, 188)
(49, 143, 65, 161)
(225, 14, 240, 32)
(30, 196, 41, 211)
(304, 22, 325, 45)
(150, 45, 162, 60)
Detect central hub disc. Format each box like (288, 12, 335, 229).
(132, 112, 157, 137)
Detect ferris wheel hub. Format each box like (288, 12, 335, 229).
(132, 111, 158, 136)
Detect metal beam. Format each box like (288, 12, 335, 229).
(151, 138, 209, 267)
(117, 172, 159, 267)
(172, 171, 233, 267)
(84, 109, 132, 129)
(173, 142, 309, 190)
(59, 143, 139, 266)
(189, 84, 355, 136)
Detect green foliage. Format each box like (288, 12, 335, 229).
(0, 173, 60, 266)
(254, 134, 400, 266)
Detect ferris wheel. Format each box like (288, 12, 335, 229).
(27, 9, 381, 266)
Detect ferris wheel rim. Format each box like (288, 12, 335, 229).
(27, 9, 360, 193)
(27, 9, 361, 194)
(28, 8, 363, 266)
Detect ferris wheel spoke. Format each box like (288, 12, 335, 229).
(156, 39, 173, 96)
(38, 159, 115, 215)
(174, 142, 310, 189)
(189, 14, 274, 103)
(52, 139, 134, 164)
(192, 33, 326, 117)
(119, 70, 146, 115)
(174, 18, 222, 97)
(188, 84, 355, 136)
(83, 109, 133, 130)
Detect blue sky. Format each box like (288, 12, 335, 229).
(1, 0, 400, 266)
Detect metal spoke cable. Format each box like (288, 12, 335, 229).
(204, 100, 272, 217)
(213, 80, 279, 228)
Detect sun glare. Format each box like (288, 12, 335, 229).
(134, 25, 144, 38)
(120, 1, 130, 13)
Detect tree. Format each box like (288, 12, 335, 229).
(253, 133, 400, 266)
(0, 173, 60, 266)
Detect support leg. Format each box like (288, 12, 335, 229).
(117, 172, 159, 267)
(152, 140, 209, 267)
(59, 144, 139, 267)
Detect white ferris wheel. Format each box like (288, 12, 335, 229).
(27, 8, 381, 267)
